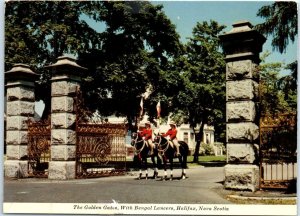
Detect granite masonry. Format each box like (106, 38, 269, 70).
(46, 56, 87, 179)
(220, 21, 266, 191)
(4, 64, 38, 178)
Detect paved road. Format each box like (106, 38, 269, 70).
(4, 167, 231, 204)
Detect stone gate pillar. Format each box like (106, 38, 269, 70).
(219, 21, 266, 191)
(46, 56, 86, 179)
(4, 64, 38, 178)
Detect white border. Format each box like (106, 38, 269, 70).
(3, 203, 298, 215)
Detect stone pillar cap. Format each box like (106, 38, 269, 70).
(220, 20, 266, 41)
(45, 56, 87, 70)
(5, 64, 38, 82)
(232, 20, 253, 28)
(219, 20, 266, 63)
(224, 20, 254, 34)
(6, 63, 36, 74)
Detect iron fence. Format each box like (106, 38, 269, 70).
(259, 113, 297, 189)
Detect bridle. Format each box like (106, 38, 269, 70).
(154, 135, 169, 155)
(132, 133, 146, 154)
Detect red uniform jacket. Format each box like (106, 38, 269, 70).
(139, 128, 152, 140)
(162, 128, 177, 140)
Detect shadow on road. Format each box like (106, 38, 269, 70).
(196, 161, 226, 167)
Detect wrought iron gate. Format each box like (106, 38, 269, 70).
(259, 113, 297, 189)
(27, 117, 51, 178)
(76, 123, 127, 178)
(75, 89, 127, 178)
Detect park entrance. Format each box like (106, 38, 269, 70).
(259, 113, 297, 189)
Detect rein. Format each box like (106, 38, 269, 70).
(133, 135, 146, 154)
(156, 136, 169, 155)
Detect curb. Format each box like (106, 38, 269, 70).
(227, 194, 297, 201)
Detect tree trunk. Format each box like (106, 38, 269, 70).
(193, 112, 208, 163)
(193, 122, 205, 163)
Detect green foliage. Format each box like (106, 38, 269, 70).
(259, 51, 297, 114)
(255, 2, 297, 113)
(173, 20, 226, 161)
(147, 20, 226, 162)
(5, 1, 103, 118)
(255, 2, 297, 54)
(182, 20, 226, 129)
(278, 61, 298, 111)
(5, 1, 101, 70)
(5, 1, 182, 123)
(199, 142, 215, 156)
(77, 2, 182, 127)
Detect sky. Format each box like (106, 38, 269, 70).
(152, 1, 298, 67)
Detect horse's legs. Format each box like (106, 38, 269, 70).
(182, 154, 187, 179)
(138, 167, 142, 180)
(138, 154, 142, 180)
(169, 157, 173, 181)
(145, 157, 148, 180)
(178, 155, 187, 180)
(162, 156, 168, 181)
(151, 155, 158, 179)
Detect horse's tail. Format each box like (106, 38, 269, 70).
(179, 141, 189, 169)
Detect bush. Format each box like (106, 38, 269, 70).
(199, 142, 215, 156)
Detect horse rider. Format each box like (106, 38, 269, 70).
(139, 121, 155, 155)
(162, 121, 180, 156)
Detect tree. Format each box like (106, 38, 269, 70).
(5, 1, 103, 118)
(278, 62, 297, 111)
(256, 2, 297, 159)
(255, 2, 297, 54)
(77, 1, 182, 129)
(255, 2, 297, 107)
(5, 1, 182, 124)
(168, 20, 226, 162)
(258, 51, 292, 114)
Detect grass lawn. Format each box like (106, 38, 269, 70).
(187, 155, 227, 163)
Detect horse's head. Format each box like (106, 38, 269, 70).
(153, 134, 161, 144)
(131, 132, 138, 146)
(153, 133, 168, 147)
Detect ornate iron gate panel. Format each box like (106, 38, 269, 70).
(74, 89, 127, 178)
(259, 113, 297, 189)
(76, 123, 127, 178)
(27, 117, 51, 178)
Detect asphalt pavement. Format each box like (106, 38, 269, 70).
(4, 166, 232, 204)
